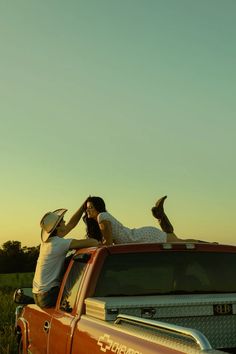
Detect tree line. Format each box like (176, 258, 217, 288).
(0, 241, 39, 273)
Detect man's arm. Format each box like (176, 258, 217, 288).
(69, 238, 98, 249)
(60, 198, 88, 237)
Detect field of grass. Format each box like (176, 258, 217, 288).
(0, 272, 34, 289)
(0, 273, 34, 354)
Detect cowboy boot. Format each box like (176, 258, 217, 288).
(152, 195, 167, 218)
(151, 196, 174, 233)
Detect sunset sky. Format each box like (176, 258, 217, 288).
(1, 0, 235, 248)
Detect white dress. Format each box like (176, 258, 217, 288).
(97, 212, 166, 244)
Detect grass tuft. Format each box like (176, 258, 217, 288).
(0, 273, 34, 354)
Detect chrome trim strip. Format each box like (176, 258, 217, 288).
(115, 314, 212, 350)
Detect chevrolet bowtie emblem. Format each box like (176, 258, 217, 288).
(97, 333, 142, 354)
(97, 334, 112, 352)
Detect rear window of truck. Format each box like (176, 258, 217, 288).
(94, 251, 236, 296)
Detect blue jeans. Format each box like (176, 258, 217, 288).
(33, 286, 60, 308)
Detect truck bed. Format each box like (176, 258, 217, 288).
(85, 293, 236, 350)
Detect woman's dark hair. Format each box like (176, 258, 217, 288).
(83, 196, 107, 241)
(83, 214, 102, 241)
(87, 196, 107, 213)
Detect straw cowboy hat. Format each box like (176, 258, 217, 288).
(40, 208, 67, 242)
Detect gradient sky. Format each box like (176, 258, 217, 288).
(1, 0, 235, 247)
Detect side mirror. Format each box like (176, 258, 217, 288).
(13, 287, 34, 304)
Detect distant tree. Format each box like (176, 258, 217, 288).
(2, 240, 22, 254)
(0, 241, 39, 273)
(0, 241, 25, 273)
(22, 246, 40, 272)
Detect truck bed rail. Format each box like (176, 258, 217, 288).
(115, 314, 212, 351)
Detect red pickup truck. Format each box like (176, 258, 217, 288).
(14, 242, 236, 354)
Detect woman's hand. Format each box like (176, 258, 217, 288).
(83, 195, 91, 212)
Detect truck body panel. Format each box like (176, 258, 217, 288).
(15, 243, 236, 353)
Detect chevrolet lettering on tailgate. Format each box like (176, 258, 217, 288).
(97, 334, 142, 354)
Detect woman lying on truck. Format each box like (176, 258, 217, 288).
(85, 195, 207, 245)
(32, 198, 99, 308)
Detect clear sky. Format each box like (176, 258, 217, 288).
(1, 0, 235, 247)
